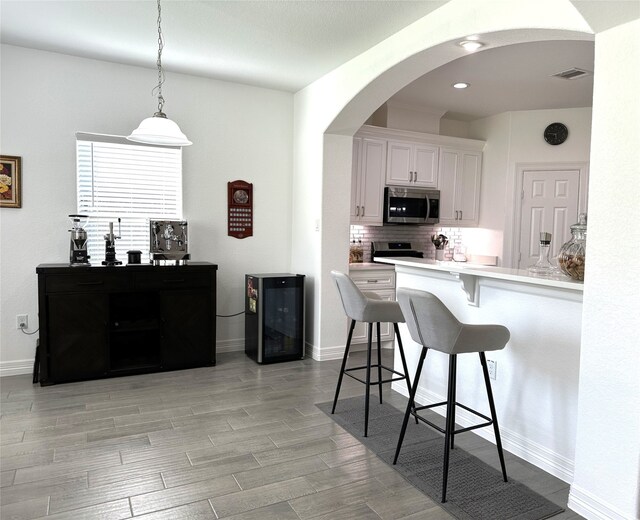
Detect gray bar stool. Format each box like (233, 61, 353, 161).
(331, 271, 413, 437)
(394, 287, 510, 503)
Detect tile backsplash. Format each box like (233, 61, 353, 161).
(350, 225, 465, 263)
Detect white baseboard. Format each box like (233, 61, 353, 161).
(568, 485, 633, 520)
(0, 359, 34, 377)
(392, 382, 575, 484)
(308, 343, 344, 361)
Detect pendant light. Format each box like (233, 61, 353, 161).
(128, 0, 192, 146)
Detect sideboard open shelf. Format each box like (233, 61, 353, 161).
(36, 262, 217, 385)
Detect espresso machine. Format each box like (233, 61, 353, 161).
(68, 214, 91, 266)
(102, 218, 122, 266)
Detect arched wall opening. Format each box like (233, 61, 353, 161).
(314, 25, 594, 358)
(292, 3, 639, 518)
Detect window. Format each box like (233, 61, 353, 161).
(76, 133, 182, 264)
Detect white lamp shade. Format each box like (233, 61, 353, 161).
(127, 115, 192, 146)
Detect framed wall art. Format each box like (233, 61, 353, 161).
(0, 155, 22, 208)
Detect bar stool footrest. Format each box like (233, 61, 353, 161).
(343, 364, 407, 387)
(413, 401, 494, 435)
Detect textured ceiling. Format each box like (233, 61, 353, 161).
(0, 0, 447, 91)
(2, 1, 636, 119)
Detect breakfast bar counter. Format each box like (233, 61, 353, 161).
(375, 257, 583, 483)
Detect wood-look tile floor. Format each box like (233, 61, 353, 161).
(0, 351, 584, 519)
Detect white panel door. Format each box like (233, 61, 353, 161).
(519, 169, 580, 268)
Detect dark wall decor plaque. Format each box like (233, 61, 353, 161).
(228, 180, 253, 239)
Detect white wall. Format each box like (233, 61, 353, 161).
(465, 107, 592, 265)
(0, 45, 293, 373)
(569, 19, 640, 520)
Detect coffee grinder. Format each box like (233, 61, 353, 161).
(68, 214, 91, 266)
(102, 218, 122, 266)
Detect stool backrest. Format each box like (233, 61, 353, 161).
(331, 271, 368, 322)
(397, 288, 463, 354)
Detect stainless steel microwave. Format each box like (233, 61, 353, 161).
(383, 186, 440, 225)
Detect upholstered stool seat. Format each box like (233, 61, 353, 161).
(331, 271, 412, 437)
(394, 287, 510, 503)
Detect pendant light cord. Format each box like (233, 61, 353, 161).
(154, 0, 166, 115)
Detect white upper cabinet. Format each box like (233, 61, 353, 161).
(438, 148, 482, 227)
(351, 137, 387, 225)
(352, 126, 484, 228)
(386, 140, 438, 187)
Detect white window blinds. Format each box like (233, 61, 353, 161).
(76, 133, 182, 264)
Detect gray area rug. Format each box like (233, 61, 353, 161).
(317, 397, 564, 520)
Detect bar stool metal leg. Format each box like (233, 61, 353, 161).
(480, 352, 508, 482)
(376, 322, 383, 405)
(442, 354, 457, 502)
(364, 323, 373, 437)
(393, 346, 428, 464)
(393, 323, 418, 424)
(450, 354, 457, 450)
(394, 324, 412, 398)
(332, 320, 356, 414)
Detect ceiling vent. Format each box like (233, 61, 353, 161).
(551, 68, 592, 80)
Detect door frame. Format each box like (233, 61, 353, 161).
(509, 162, 589, 269)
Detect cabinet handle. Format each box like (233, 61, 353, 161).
(367, 279, 378, 283)
(361, 206, 365, 216)
(413, 172, 417, 182)
(356, 205, 360, 217)
(459, 210, 463, 220)
(455, 210, 459, 220)
(78, 281, 103, 286)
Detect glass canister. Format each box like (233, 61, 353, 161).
(349, 240, 363, 263)
(558, 213, 587, 281)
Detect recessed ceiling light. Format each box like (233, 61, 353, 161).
(453, 82, 469, 89)
(459, 40, 484, 52)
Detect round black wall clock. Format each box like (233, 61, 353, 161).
(544, 122, 569, 145)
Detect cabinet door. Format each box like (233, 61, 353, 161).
(350, 137, 362, 222)
(160, 289, 213, 369)
(438, 148, 482, 227)
(413, 143, 439, 187)
(386, 141, 413, 185)
(358, 138, 386, 225)
(48, 293, 108, 382)
(457, 151, 482, 226)
(438, 148, 460, 225)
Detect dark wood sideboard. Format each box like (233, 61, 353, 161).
(36, 262, 217, 385)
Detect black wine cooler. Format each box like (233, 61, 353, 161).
(244, 273, 305, 364)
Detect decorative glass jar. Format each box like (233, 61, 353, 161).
(349, 240, 363, 263)
(558, 213, 587, 281)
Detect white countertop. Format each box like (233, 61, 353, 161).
(375, 257, 584, 292)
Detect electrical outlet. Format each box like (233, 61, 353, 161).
(16, 314, 28, 330)
(487, 359, 497, 380)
